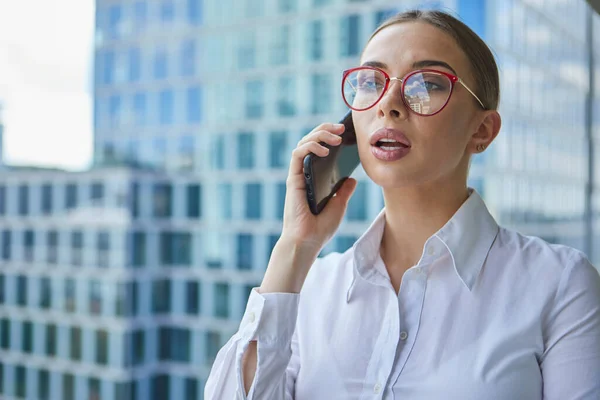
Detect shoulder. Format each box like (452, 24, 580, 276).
(494, 226, 599, 293)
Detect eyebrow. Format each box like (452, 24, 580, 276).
(361, 59, 458, 76)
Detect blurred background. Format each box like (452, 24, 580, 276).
(0, 0, 599, 399)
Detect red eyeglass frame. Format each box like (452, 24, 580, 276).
(341, 66, 486, 116)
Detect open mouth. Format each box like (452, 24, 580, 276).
(375, 139, 410, 150)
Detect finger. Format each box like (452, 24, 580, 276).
(288, 141, 329, 178)
(297, 124, 345, 147)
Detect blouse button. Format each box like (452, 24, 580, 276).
(400, 331, 408, 340)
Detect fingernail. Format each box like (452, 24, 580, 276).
(334, 123, 344, 128)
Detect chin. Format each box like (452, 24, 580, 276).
(363, 161, 421, 189)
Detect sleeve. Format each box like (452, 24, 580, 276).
(204, 288, 301, 400)
(540, 254, 600, 400)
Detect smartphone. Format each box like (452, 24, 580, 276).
(303, 111, 361, 215)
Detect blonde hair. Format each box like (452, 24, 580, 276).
(368, 9, 500, 110)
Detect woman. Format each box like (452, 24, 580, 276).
(205, 9, 600, 400)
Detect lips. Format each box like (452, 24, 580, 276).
(369, 128, 411, 148)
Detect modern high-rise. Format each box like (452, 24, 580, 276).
(0, 0, 598, 399)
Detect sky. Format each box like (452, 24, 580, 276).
(0, 0, 94, 171)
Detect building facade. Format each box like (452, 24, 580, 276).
(0, 0, 598, 399)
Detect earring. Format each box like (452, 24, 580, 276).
(477, 144, 486, 152)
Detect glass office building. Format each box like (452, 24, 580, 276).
(0, 0, 597, 399)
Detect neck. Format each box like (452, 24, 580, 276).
(380, 180, 470, 269)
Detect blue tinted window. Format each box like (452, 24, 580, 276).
(237, 132, 255, 169)
(131, 231, 146, 267)
(236, 235, 253, 270)
(187, 0, 202, 24)
(374, 8, 398, 28)
(66, 184, 78, 210)
(186, 87, 202, 123)
(276, 182, 286, 219)
(245, 183, 262, 219)
(154, 50, 168, 79)
(277, 76, 296, 116)
(311, 73, 332, 114)
(0, 186, 5, 216)
(109, 95, 121, 126)
(245, 80, 263, 119)
(18, 185, 29, 216)
(218, 184, 232, 220)
(133, 92, 146, 126)
(128, 48, 141, 82)
(159, 90, 174, 125)
(340, 14, 361, 57)
(309, 20, 323, 61)
(41, 184, 52, 214)
(269, 131, 287, 168)
(108, 5, 122, 39)
(181, 40, 196, 77)
(160, 1, 175, 22)
(134, 1, 147, 32)
(213, 283, 230, 317)
(103, 51, 115, 84)
(347, 181, 367, 221)
(212, 136, 225, 170)
(153, 183, 172, 218)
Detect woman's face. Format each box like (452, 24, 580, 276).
(354, 21, 491, 190)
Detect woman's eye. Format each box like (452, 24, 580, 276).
(358, 78, 384, 90)
(423, 81, 445, 91)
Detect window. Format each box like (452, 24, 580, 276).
(41, 184, 52, 214)
(133, 92, 147, 127)
(133, 1, 147, 32)
(185, 378, 198, 400)
(347, 181, 367, 221)
(89, 378, 101, 400)
(15, 366, 26, 398)
(218, 183, 232, 220)
(153, 183, 173, 218)
(18, 185, 29, 215)
(153, 279, 171, 314)
(276, 182, 286, 219)
(245, 80, 263, 119)
(277, 76, 296, 116)
(152, 374, 170, 400)
(238, 31, 256, 69)
(63, 373, 74, 400)
(270, 25, 290, 65)
(181, 40, 196, 77)
(340, 14, 361, 57)
(236, 234, 253, 270)
(70, 327, 82, 361)
(91, 182, 104, 202)
(130, 329, 145, 366)
(38, 369, 50, 400)
(71, 231, 83, 266)
(1, 230, 11, 260)
(40, 277, 52, 309)
(65, 278, 76, 312)
(178, 135, 195, 171)
(374, 8, 397, 28)
(154, 49, 168, 79)
(22, 321, 33, 353)
(0, 275, 4, 304)
(17, 275, 27, 306)
(186, 184, 201, 218)
(278, 0, 296, 13)
(205, 331, 221, 366)
(237, 132, 255, 169)
(269, 131, 288, 168)
(97, 231, 110, 267)
(47, 231, 58, 264)
(311, 73, 332, 114)
(186, 281, 200, 315)
(108, 4, 122, 39)
(213, 283, 230, 318)
(245, 183, 262, 219)
(160, 0, 175, 21)
(24, 230, 34, 262)
(45, 324, 56, 356)
(0, 319, 9, 349)
(96, 329, 109, 365)
(0, 362, 3, 394)
(309, 20, 323, 61)
(187, 0, 202, 24)
(115, 282, 128, 317)
(131, 182, 140, 218)
(160, 232, 192, 266)
(186, 87, 202, 123)
(131, 281, 139, 316)
(159, 89, 174, 125)
(0, 185, 5, 215)
(131, 231, 146, 267)
(172, 328, 191, 363)
(65, 183, 78, 210)
(102, 50, 115, 85)
(211, 136, 225, 170)
(90, 280, 102, 315)
(128, 47, 141, 82)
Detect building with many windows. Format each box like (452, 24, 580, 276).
(0, 0, 598, 399)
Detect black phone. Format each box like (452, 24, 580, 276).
(303, 111, 361, 215)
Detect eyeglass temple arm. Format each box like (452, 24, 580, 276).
(457, 79, 486, 109)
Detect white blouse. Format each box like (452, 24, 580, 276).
(205, 189, 600, 400)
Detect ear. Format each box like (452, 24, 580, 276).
(469, 111, 501, 154)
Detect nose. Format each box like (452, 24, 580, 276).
(376, 78, 408, 120)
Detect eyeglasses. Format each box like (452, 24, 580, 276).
(341, 66, 486, 116)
